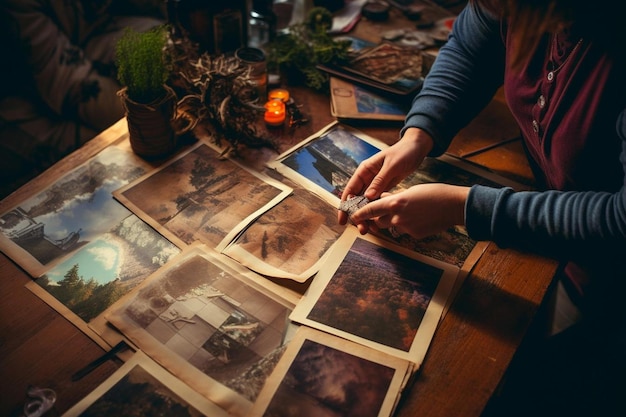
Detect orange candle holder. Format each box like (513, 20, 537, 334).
(264, 99, 286, 126)
(268, 88, 290, 102)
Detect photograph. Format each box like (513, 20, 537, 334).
(62, 351, 229, 417)
(290, 228, 458, 364)
(382, 153, 529, 268)
(0, 142, 153, 277)
(31, 214, 179, 330)
(104, 244, 298, 417)
(115, 141, 292, 251)
(318, 42, 424, 98)
(249, 326, 412, 417)
(269, 122, 387, 206)
(330, 77, 408, 122)
(222, 185, 346, 282)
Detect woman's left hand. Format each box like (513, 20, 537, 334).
(348, 183, 471, 239)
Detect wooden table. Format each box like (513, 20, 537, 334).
(0, 3, 559, 415)
(0, 80, 558, 416)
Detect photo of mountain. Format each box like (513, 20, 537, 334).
(279, 124, 381, 200)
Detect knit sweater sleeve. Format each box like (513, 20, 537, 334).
(466, 111, 626, 259)
(401, 1, 505, 156)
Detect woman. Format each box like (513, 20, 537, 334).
(339, 0, 625, 413)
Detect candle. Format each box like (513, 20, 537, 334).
(264, 99, 286, 126)
(268, 88, 290, 102)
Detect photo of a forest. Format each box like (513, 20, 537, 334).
(116, 143, 290, 249)
(36, 215, 179, 323)
(262, 339, 394, 417)
(78, 364, 206, 417)
(307, 237, 443, 352)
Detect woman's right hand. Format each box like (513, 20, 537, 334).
(338, 127, 435, 225)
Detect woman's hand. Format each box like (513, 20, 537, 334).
(338, 128, 435, 225)
(348, 183, 470, 239)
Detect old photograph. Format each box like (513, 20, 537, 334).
(222, 185, 346, 282)
(330, 76, 407, 122)
(104, 244, 298, 417)
(291, 229, 458, 364)
(62, 351, 229, 417)
(0, 142, 153, 277)
(31, 214, 179, 331)
(115, 141, 292, 251)
(379, 153, 529, 269)
(249, 326, 412, 417)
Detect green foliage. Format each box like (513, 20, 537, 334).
(39, 264, 125, 322)
(267, 7, 351, 90)
(115, 25, 170, 103)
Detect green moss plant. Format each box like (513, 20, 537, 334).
(115, 25, 170, 103)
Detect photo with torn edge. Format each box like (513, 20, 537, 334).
(0, 140, 153, 277)
(268, 121, 388, 208)
(103, 243, 300, 417)
(248, 326, 413, 417)
(114, 141, 292, 252)
(290, 228, 458, 365)
(222, 185, 346, 282)
(62, 350, 229, 417)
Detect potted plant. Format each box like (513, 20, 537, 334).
(266, 7, 351, 90)
(115, 24, 178, 158)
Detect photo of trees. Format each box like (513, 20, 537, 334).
(262, 339, 394, 417)
(307, 237, 442, 352)
(78, 364, 207, 417)
(37, 214, 179, 323)
(116, 143, 290, 249)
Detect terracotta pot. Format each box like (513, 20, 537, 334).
(119, 86, 178, 159)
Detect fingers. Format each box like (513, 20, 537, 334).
(338, 210, 349, 225)
(349, 197, 392, 225)
(341, 150, 390, 202)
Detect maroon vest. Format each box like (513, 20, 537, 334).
(502, 27, 625, 299)
(503, 28, 624, 193)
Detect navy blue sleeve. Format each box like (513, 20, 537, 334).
(401, 1, 506, 156)
(466, 109, 626, 258)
